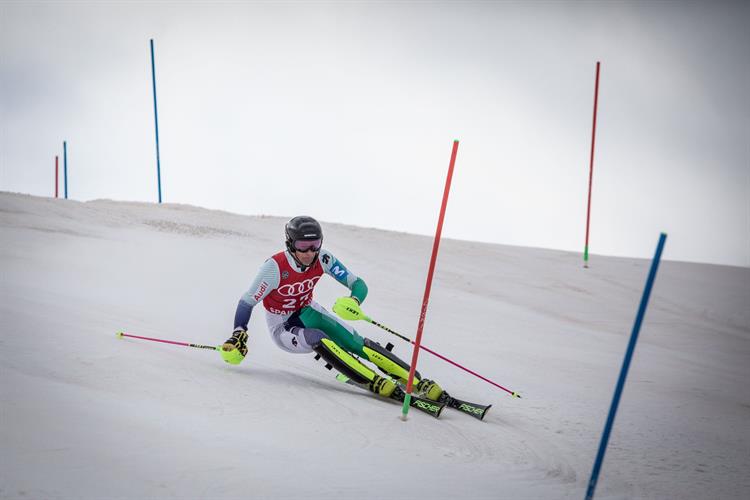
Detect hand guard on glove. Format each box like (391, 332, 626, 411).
(221, 327, 248, 365)
(332, 296, 364, 321)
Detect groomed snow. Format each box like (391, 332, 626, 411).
(1, 192, 748, 499)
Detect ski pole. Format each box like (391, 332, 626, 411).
(364, 317, 521, 399)
(116, 331, 219, 351)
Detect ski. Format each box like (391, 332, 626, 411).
(391, 379, 492, 421)
(440, 393, 491, 420)
(335, 374, 444, 418)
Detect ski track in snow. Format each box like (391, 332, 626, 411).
(1, 192, 749, 500)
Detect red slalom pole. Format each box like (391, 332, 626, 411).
(55, 156, 59, 198)
(116, 331, 218, 351)
(402, 140, 459, 421)
(584, 61, 601, 268)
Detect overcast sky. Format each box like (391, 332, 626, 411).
(2, 1, 748, 267)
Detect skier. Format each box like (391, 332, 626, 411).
(220, 215, 444, 402)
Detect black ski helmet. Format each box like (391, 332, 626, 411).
(285, 216, 323, 255)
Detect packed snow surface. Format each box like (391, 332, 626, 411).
(1, 192, 748, 499)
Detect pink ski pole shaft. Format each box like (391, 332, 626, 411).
(366, 318, 521, 398)
(116, 331, 219, 351)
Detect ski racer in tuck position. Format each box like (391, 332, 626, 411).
(220, 215, 445, 402)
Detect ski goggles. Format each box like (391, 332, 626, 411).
(293, 239, 322, 253)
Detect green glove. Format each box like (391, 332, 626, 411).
(333, 297, 365, 321)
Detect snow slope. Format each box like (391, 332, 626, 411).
(1, 192, 748, 500)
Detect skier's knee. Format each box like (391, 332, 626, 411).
(297, 327, 327, 348)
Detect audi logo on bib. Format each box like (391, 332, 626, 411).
(276, 276, 321, 297)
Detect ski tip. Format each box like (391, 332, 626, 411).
(481, 405, 492, 420)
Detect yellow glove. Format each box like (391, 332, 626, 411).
(333, 297, 365, 321)
(221, 328, 248, 365)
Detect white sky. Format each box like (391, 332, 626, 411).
(1, 0, 748, 267)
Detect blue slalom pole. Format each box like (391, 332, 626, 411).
(585, 232, 667, 500)
(150, 39, 162, 204)
(63, 140, 68, 199)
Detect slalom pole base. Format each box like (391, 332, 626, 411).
(116, 332, 124, 338)
(401, 392, 412, 421)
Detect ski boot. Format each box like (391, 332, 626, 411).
(415, 378, 444, 402)
(369, 374, 397, 398)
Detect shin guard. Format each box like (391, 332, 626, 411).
(314, 338, 376, 385)
(314, 339, 395, 397)
(362, 339, 444, 401)
(362, 338, 421, 383)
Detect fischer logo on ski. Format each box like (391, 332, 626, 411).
(458, 403, 485, 415)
